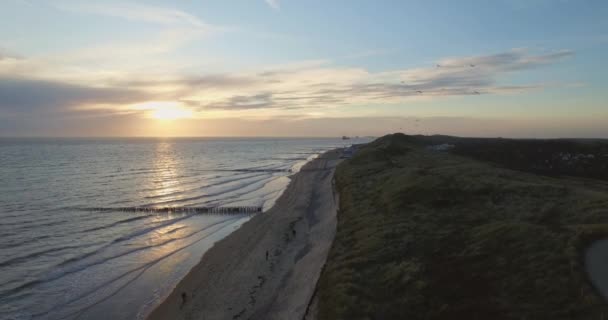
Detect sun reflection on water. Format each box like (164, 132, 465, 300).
(148, 141, 184, 204)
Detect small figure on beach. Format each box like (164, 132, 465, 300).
(265, 250, 269, 261)
(181, 292, 188, 308)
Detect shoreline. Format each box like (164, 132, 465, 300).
(146, 149, 343, 320)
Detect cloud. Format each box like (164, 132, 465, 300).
(434, 49, 573, 71)
(164, 49, 573, 112)
(119, 74, 259, 90)
(0, 48, 21, 61)
(55, 28, 209, 70)
(0, 48, 574, 122)
(0, 29, 214, 86)
(265, 0, 280, 10)
(53, 1, 210, 29)
(0, 76, 148, 114)
(187, 93, 275, 110)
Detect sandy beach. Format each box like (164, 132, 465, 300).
(147, 149, 342, 320)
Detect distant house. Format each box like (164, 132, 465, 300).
(427, 143, 455, 152)
(342, 145, 356, 158)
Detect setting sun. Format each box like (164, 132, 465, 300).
(132, 101, 194, 120)
(151, 107, 193, 120)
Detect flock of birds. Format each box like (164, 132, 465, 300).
(396, 63, 482, 132)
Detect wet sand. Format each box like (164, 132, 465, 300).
(147, 149, 342, 320)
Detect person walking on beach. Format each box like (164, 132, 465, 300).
(180, 292, 188, 309)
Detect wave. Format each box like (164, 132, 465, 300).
(24, 218, 243, 319)
(59, 215, 195, 266)
(132, 171, 234, 194)
(80, 215, 150, 233)
(0, 242, 100, 270)
(141, 175, 278, 207)
(142, 172, 270, 201)
(0, 233, 55, 250)
(219, 187, 284, 209)
(164, 225, 187, 235)
(0, 215, 235, 301)
(0, 218, 68, 238)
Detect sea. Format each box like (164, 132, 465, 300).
(0, 137, 369, 320)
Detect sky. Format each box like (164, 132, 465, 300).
(0, 0, 607, 138)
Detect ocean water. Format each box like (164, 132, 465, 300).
(0, 137, 368, 320)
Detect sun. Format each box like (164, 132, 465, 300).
(151, 106, 193, 120)
(132, 101, 194, 120)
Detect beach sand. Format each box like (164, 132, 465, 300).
(147, 149, 342, 320)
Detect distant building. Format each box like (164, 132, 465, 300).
(427, 143, 455, 152)
(342, 145, 356, 158)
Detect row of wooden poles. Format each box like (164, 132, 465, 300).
(85, 206, 263, 214)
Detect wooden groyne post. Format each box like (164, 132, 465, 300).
(84, 206, 264, 214)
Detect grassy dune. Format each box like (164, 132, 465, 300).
(317, 134, 608, 320)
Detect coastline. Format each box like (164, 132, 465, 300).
(146, 149, 343, 320)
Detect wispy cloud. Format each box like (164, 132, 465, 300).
(0, 29, 212, 84)
(53, 1, 210, 29)
(172, 49, 574, 112)
(0, 47, 21, 60)
(265, 0, 280, 11)
(0, 49, 574, 120)
(433, 49, 573, 71)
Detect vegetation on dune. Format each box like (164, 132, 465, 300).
(317, 133, 608, 320)
(405, 135, 608, 181)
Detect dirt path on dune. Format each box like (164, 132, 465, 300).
(147, 150, 342, 320)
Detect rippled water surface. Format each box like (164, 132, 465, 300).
(0, 137, 367, 320)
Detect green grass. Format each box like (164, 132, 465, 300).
(317, 133, 608, 320)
